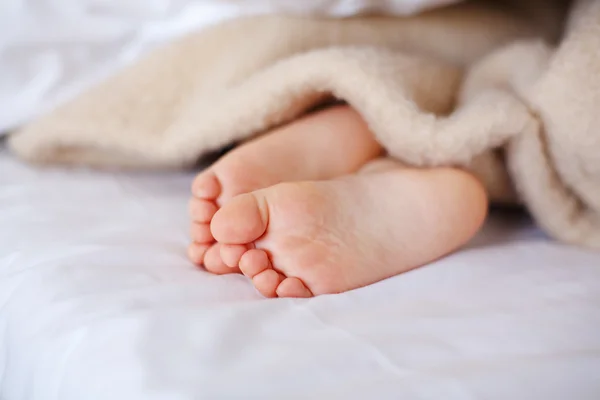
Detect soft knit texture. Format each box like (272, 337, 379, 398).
(8, 0, 600, 249)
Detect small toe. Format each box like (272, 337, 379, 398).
(252, 269, 284, 298)
(239, 249, 271, 279)
(203, 244, 240, 274)
(188, 243, 210, 266)
(276, 277, 313, 298)
(220, 244, 249, 268)
(189, 198, 218, 223)
(211, 193, 268, 244)
(192, 171, 221, 200)
(190, 222, 214, 243)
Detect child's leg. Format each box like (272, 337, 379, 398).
(189, 105, 382, 272)
(211, 158, 489, 298)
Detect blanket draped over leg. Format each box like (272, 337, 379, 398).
(8, 0, 600, 249)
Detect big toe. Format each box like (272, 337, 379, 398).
(211, 193, 269, 245)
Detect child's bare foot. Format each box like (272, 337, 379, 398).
(210, 159, 488, 297)
(188, 106, 382, 274)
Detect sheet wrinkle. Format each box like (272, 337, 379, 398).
(0, 281, 23, 315)
(48, 329, 87, 400)
(417, 350, 600, 377)
(291, 300, 411, 378)
(0, 271, 39, 320)
(270, 300, 600, 395)
(2, 150, 600, 398)
(0, 253, 21, 277)
(4, 248, 108, 276)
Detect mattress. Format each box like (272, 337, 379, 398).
(1, 146, 599, 400)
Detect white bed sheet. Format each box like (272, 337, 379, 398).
(1, 147, 600, 400)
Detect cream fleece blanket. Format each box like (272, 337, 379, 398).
(8, 0, 600, 249)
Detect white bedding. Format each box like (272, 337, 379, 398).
(1, 147, 600, 400)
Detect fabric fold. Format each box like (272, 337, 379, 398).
(8, 0, 600, 249)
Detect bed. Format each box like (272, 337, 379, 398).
(2, 0, 600, 398)
(1, 146, 599, 399)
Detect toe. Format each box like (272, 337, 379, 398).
(188, 243, 210, 266)
(239, 249, 271, 279)
(276, 277, 313, 298)
(252, 269, 284, 298)
(220, 244, 249, 268)
(190, 222, 214, 243)
(189, 198, 218, 223)
(192, 171, 221, 200)
(204, 244, 240, 275)
(211, 193, 269, 244)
